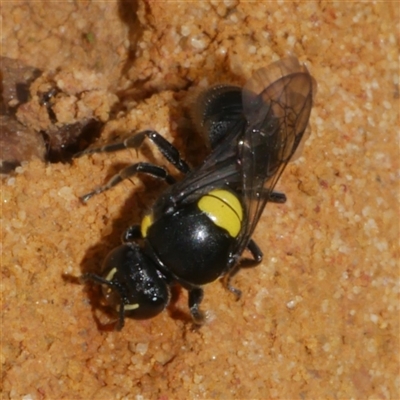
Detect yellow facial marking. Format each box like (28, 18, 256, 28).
(116, 303, 139, 311)
(105, 267, 117, 282)
(124, 303, 140, 311)
(141, 213, 153, 237)
(198, 189, 243, 237)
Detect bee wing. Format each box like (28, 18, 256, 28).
(157, 57, 316, 262)
(164, 120, 245, 207)
(235, 57, 316, 255)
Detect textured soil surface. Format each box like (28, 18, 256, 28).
(1, 1, 399, 399)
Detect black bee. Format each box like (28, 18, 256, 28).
(77, 57, 316, 330)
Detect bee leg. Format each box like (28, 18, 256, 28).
(125, 130, 190, 174)
(241, 190, 286, 203)
(247, 239, 263, 262)
(116, 301, 126, 331)
(80, 162, 176, 203)
(224, 265, 242, 300)
(122, 225, 142, 242)
(75, 130, 190, 174)
(267, 190, 287, 203)
(188, 287, 205, 324)
(224, 239, 264, 300)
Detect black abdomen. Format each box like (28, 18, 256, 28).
(146, 203, 235, 286)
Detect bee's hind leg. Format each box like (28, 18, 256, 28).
(224, 239, 264, 300)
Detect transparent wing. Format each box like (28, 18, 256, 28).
(235, 57, 316, 255)
(152, 118, 246, 215)
(153, 57, 316, 262)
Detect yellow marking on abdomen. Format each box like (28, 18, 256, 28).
(198, 189, 243, 237)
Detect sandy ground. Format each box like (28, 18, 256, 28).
(1, 1, 399, 399)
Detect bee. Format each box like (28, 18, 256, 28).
(78, 57, 316, 330)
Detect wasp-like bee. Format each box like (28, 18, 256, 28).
(78, 57, 316, 330)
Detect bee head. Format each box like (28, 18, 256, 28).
(82, 243, 170, 330)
